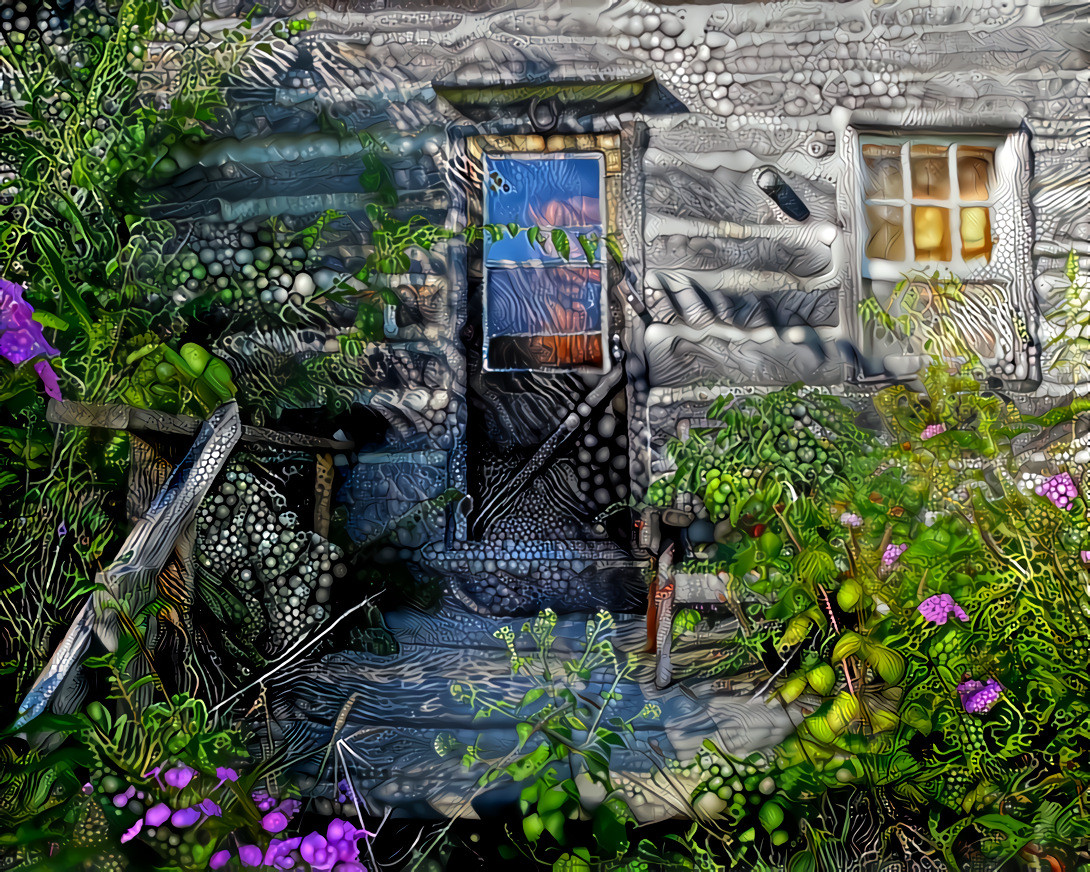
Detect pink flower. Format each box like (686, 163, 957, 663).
(145, 803, 171, 827)
(957, 677, 1004, 714)
(1081, 550, 1090, 564)
(164, 765, 196, 789)
(921, 423, 947, 440)
(1036, 472, 1078, 510)
(120, 818, 143, 844)
(210, 849, 232, 870)
(917, 594, 969, 625)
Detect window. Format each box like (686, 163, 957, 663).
(481, 151, 608, 372)
(861, 134, 999, 283)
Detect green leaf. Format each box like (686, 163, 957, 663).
(577, 233, 598, 263)
(831, 631, 864, 663)
(551, 228, 570, 260)
(31, 312, 68, 331)
(507, 222, 520, 238)
(605, 234, 623, 265)
(516, 721, 534, 748)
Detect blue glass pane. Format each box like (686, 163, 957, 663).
(486, 266, 601, 336)
(484, 155, 602, 228)
(486, 228, 601, 266)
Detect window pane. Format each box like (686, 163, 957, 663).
(957, 146, 994, 202)
(487, 334, 603, 370)
(910, 145, 950, 200)
(483, 155, 602, 227)
(862, 143, 903, 199)
(865, 204, 905, 261)
(960, 207, 992, 261)
(912, 205, 952, 261)
(486, 266, 601, 336)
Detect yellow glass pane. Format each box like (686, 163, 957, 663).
(913, 205, 952, 262)
(910, 145, 950, 200)
(865, 204, 904, 261)
(862, 143, 903, 199)
(960, 207, 992, 261)
(957, 146, 994, 201)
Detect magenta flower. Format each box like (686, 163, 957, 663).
(921, 423, 947, 440)
(1036, 472, 1078, 510)
(918, 594, 969, 625)
(957, 677, 1004, 714)
(120, 818, 143, 844)
(171, 806, 201, 827)
(262, 810, 289, 834)
(210, 849, 232, 870)
(198, 798, 222, 817)
(164, 764, 196, 789)
(238, 844, 264, 867)
(0, 278, 62, 400)
(145, 803, 171, 827)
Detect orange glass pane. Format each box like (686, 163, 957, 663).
(862, 143, 903, 199)
(913, 205, 952, 262)
(488, 334, 603, 369)
(865, 204, 905, 261)
(957, 146, 994, 201)
(960, 207, 992, 261)
(910, 145, 950, 200)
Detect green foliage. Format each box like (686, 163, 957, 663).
(652, 362, 1090, 869)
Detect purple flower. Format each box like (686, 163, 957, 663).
(210, 849, 232, 870)
(0, 278, 62, 400)
(215, 766, 239, 785)
(145, 803, 171, 827)
(252, 790, 277, 812)
(164, 764, 196, 789)
(301, 832, 338, 870)
(276, 798, 301, 821)
(333, 863, 368, 872)
(198, 798, 222, 817)
(882, 542, 907, 567)
(120, 818, 143, 844)
(171, 806, 201, 828)
(239, 844, 264, 867)
(1036, 472, 1078, 511)
(262, 811, 289, 833)
(112, 784, 136, 808)
(917, 594, 969, 625)
(957, 677, 1004, 714)
(921, 423, 947, 440)
(839, 512, 863, 528)
(264, 837, 303, 870)
(143, 766, 163, 788)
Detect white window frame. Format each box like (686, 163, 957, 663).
(481, 150, 610, 375)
